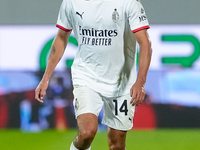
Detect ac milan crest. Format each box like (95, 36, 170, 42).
(112, 9, 119, 23)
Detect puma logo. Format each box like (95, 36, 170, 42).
(76, 11, 84, 19)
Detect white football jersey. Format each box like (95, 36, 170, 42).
(57, 0, 150, 97)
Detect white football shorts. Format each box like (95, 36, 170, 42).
(73, 85, 136, 131)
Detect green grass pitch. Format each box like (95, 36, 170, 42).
(0, 129, 200, 150)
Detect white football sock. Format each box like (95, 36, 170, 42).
(70, 142, 91, 150)
(70, 142, 78, 150)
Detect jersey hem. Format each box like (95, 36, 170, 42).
(132, 25, 150, 33)
(72, 78, 132, 97)
(56, 24, 72, 31)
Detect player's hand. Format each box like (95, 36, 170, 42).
(130, 81, 145, 106)
(35, 79, 49, 103)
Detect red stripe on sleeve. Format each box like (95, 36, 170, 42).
(56, 24, 72, 31)
(132, 25, 150, 33)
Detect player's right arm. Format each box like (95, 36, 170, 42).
(35, 29, 72, 103)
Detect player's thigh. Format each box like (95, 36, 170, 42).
(73, 85, 103, 136)
(102, 94, 135, 131)
(77, 113, 99, 138)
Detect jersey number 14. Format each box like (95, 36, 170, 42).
(113, 100, 128, 116)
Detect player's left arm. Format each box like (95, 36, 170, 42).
(130, 29, 152, 106)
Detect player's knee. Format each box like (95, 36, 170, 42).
(109, 143, 125, 150)
(79, 128, 97, 142)
(108, 139, 125, 150)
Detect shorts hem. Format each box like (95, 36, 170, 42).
(75, 111, 99, 119)
(102, 122, 133, 131)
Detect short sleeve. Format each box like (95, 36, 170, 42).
(126, 0, 150, 33)
(56, 0, 73, 31)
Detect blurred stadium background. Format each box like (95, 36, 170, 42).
(0, 0, 200, 149)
